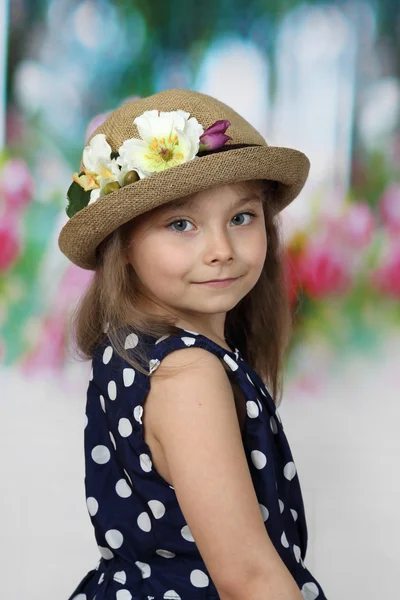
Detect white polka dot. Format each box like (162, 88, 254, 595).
(100, 395, 105, 412)
(270, 415, 278, 434)
(181, 336, 196, 346)
(156, 549, 176, 558)
(115, 478, 132, 498)
(103, 321, 110, 333)
(116, 478, 132, 498)
(246, 372, 255, 385)
(113, 570, 127, 584)
(98, 572, 104, 584)
(301, 582, 320, 599)
(84, 414, 88, 428)
(281, 530, 289, 548)
(103, 346, 113, 364)
(116, 591, 132, 600)
(123, 469, 133, 486)
(123, 368, 135, 386)
(149, 358, 160, 374)
(105, 529, 123, 549)
(223, 354, 238, 371)
(259, 503, 269, 521)
(155, 334, 170, 344)
(251, 449, 267, 469)
(181, 525, 195, 542)
(164, 591, 181, 599)
(109, 431, 116, 450)
(108, 380, 117, 400)
(135, 560, 151, 578)
(291, 508, 298, 521)
(91, 445, 110, 464)
(125, 332, 139, 349)
(118, 417, 133, 437)
(293, 545, 302, 562)
(137, 511, 152, 532)
(98, 545, 114, 560)
(148, 499, 166, 519)
(246, 400, 259, 418)
(86, 497, 98, 516)
(284, 461, 296, 481)
(139, 453, 152, 472)
(190, 569, 209, 588)
(278, 499, 284, 513)
(133, 405, 143, 425)
(260, 387, 266, 396)
(256, 398, 263, 411)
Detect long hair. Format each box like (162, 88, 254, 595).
(68, 179, 293, 407)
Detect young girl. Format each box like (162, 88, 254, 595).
(59, 89, 328, 600)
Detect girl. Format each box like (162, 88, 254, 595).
(59, 89, 328, 600)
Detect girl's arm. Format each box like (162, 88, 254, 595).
(146, 347, 303, 600)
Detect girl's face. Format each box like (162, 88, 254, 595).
(124, 182, 267, 335)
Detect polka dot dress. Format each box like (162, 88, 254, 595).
(68, 327, 328, 600)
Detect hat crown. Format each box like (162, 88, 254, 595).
(86, 89, 267, 157)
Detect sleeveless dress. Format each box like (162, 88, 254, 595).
(68, 326, 328, 600)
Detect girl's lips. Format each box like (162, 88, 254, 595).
(194, 277, 240, 287)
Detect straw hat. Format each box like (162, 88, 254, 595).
(58, 88, 310, 270)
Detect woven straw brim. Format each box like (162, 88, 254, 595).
(58, 144, 310, 270)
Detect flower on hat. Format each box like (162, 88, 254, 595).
(72, 134, 140, 205)
(117, 109, 204, 176)
(199, 120, 232, 151)
(66, 110, 232, 218)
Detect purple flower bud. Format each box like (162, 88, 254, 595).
(199, 120, 232, 151)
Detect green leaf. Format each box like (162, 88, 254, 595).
(66, 178, 92, 218)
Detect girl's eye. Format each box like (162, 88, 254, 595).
(166, 211, 258, 233)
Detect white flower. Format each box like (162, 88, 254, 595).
(74, 134, 121, 205)
(116, 109, 204, 177)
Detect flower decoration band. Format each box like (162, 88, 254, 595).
(66, 110, 232, 218)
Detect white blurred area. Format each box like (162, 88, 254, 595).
(1, 1, 399, 599)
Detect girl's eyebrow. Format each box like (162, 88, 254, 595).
(159, 193, 262, 214)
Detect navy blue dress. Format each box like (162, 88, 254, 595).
(68, 326, 328, 600)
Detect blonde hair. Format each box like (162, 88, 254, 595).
(68, 179, 293, 407)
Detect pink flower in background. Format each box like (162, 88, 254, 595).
(340, 202, 375, 249)
(324, 201, 375, 250)
(85, 111, 112, 142)
(21, 316, 66, 375)
(84, 96, 141, 143)
(370, 241, 400, 299)
(0, 158, 34, 213)
(379, 183, 400, 234)
(56, 263, 94, 313)
(0, 218, 21, 271)
(21, 264, 94, 374)
(296, 242, 352, 299)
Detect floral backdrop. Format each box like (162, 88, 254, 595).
(1, 0, 399, 390)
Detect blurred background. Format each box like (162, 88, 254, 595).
(1, 0, 399, 598)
